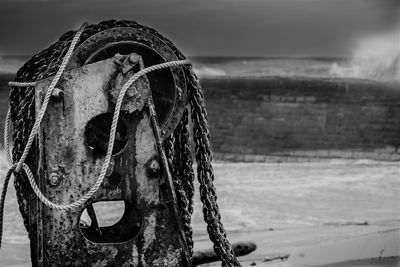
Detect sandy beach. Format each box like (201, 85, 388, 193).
(0, 159, 398, 266)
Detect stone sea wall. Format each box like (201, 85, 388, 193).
(1, 74, 400, 162)
(200, 76, 400, 162)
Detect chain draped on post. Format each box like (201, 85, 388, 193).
(186, 68, 241, 267)
(6, 20, 241, 266)
(164, 108, 196, 257)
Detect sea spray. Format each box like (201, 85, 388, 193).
(330, 26, 400, 81)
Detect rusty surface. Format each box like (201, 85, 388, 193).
(111, 53, 151, 114)
(68, 27, 188, 140)
(33, 57, 187, 266)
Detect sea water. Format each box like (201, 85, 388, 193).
(192, 26, 399, 81)
(1, 25, 399, 82)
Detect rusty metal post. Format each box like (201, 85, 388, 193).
(32, 54, 190, 266)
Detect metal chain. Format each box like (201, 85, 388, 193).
(164, 130, 193, 257)
(186, 67, 241, 267)
(9, 20, 240, 266)
(164, 108, 196, 257)
(175, 109, 195, 245)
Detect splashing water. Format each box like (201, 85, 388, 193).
(330, 27, 400, 81)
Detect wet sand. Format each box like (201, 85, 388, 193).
(0, 160, 399, 266)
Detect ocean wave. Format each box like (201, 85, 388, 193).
(193, 66, 227, 76)
(2, 48, 398, 82)
(192, 58, 338, 78)
(329, 26, 400, 81)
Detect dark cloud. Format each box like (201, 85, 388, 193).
(0, 0, 398, 57)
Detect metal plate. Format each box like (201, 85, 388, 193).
(68, 27, 188, 139)
(34, 58, 186, 266)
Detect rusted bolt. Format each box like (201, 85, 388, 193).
(48, 172, 61, 187)
(148, 159, 161, 175)
(51, 88, 64, 100)
(129, 54, 138, 63)
(126, 87, 137, 97)
(106, 160, 115, 177)
(135, 97, 143, 106)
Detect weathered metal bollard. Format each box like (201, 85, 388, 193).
(9, 20, 242, 267)
(27, 28, 190, 266)
(33, 56, 185, 266)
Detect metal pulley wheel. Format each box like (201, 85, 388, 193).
(11, 20, 190, 232)
(69, 26, 188, 139)
(66, 26, 189, 158)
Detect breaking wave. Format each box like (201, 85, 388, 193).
(330, 27, 400, 81)
(192, 58, 339, 78)
(194, 66, 227, 76)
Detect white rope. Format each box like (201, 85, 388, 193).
(8, 81, 36, 87)
(4, 37, 191, 210)
(14, 22, 88, 173)
(4, 109, 12, 166)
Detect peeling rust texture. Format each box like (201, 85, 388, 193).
(34, 57, 186, 266)
(111, 54, 151, 114)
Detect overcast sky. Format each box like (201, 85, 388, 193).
(0, 0, 399, 57)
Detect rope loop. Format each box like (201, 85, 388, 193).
(0, 165, 17, 249)
(13, 22, 88, 174)
(8, 81, 36, 87)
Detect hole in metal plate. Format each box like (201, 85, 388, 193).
(85, 113, 128, 156)
(80, 201, 142, 244)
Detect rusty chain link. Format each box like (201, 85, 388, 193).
(10, 20, 240, 266)
(187, 67, 241, 267)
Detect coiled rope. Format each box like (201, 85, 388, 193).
(0, 22, 191, 249)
